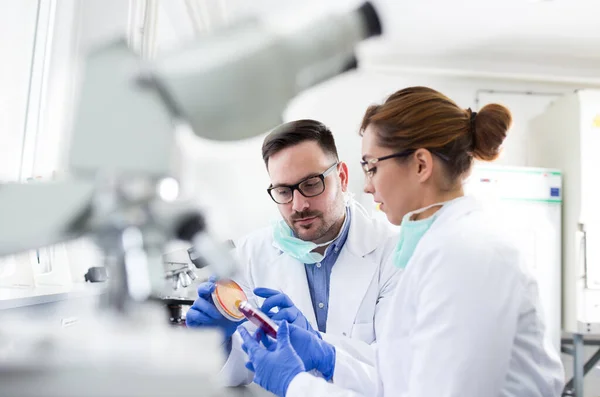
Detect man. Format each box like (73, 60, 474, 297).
(186, 119, 400, 389)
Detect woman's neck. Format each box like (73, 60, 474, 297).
(413, 187, 464, 221)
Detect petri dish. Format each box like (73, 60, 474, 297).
(211, 279, 247, 322)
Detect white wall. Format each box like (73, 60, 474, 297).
(176, 129, 280, 242)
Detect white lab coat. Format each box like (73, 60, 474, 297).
(286, 196, 565, 397)
(219, 201, 400, 391)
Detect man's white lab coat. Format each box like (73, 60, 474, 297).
(221, 201, 400, 391)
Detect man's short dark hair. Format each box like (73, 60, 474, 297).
(262, 119, 339, 167)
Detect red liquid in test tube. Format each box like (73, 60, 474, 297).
(237, 301, 279, 339)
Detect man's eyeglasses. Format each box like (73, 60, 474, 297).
(267, 162, 339, 204)
(361, 149, 449, 178)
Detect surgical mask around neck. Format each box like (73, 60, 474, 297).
(393, 201, 447, 269)
(272, 219, 337, 264)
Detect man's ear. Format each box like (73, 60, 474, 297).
(337, 161, 349, 191)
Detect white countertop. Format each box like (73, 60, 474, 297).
(0, 283, 106, 310)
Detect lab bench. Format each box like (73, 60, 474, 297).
(0, 284, 275, 397)
(0, 283, 106, 310)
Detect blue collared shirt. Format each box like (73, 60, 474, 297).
(304, 207, 351, 333)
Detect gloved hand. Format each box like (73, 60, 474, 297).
(254, 287, 316, 334)
(239, 321, 305, 397)
(257, 322, 336, 381)
(186, 276, 245, 338)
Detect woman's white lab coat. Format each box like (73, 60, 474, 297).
(220, 201, 401, 391)
(286, 196, 565, 397)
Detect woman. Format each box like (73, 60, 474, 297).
(238, 86, 565, 397)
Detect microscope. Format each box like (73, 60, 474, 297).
(162, 242, 233, 325)
(0, 2, 382, 396)
(162, 246, 198, 325)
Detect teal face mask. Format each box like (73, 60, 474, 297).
(272, 220, 334, 264)
(393, 202, 446, 269)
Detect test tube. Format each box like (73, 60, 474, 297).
(237, 301, 279, 339)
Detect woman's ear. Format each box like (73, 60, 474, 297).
(413, 149, 434, 183)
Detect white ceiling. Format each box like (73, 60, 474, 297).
(154, 0, 600, 82)
(360, 0, 600, 82)
(374, 0, 599, 54)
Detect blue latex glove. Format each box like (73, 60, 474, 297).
(254, 287, 316, 334)
(239, 321, 305, 397)
(257, 322, 336, 381)
(186, 276, 245, 338)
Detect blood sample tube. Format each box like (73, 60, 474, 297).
(237, 300, 279, 339)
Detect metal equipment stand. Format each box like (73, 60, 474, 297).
(562, 334, 600, 396)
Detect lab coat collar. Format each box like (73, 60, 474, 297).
(344, 200, 385, 258)
(428, 195, 481, 232)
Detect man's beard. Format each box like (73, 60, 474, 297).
(289, 210, 327, 241)
(287, 190, 345, 242)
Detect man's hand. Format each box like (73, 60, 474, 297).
(186, 276, 245, 338)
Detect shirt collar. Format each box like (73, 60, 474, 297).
(327, 206, 351, 255)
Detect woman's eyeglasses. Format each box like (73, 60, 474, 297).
(360, 149, 449, 178)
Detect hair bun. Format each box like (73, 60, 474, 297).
(471, 104, 512, 161)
